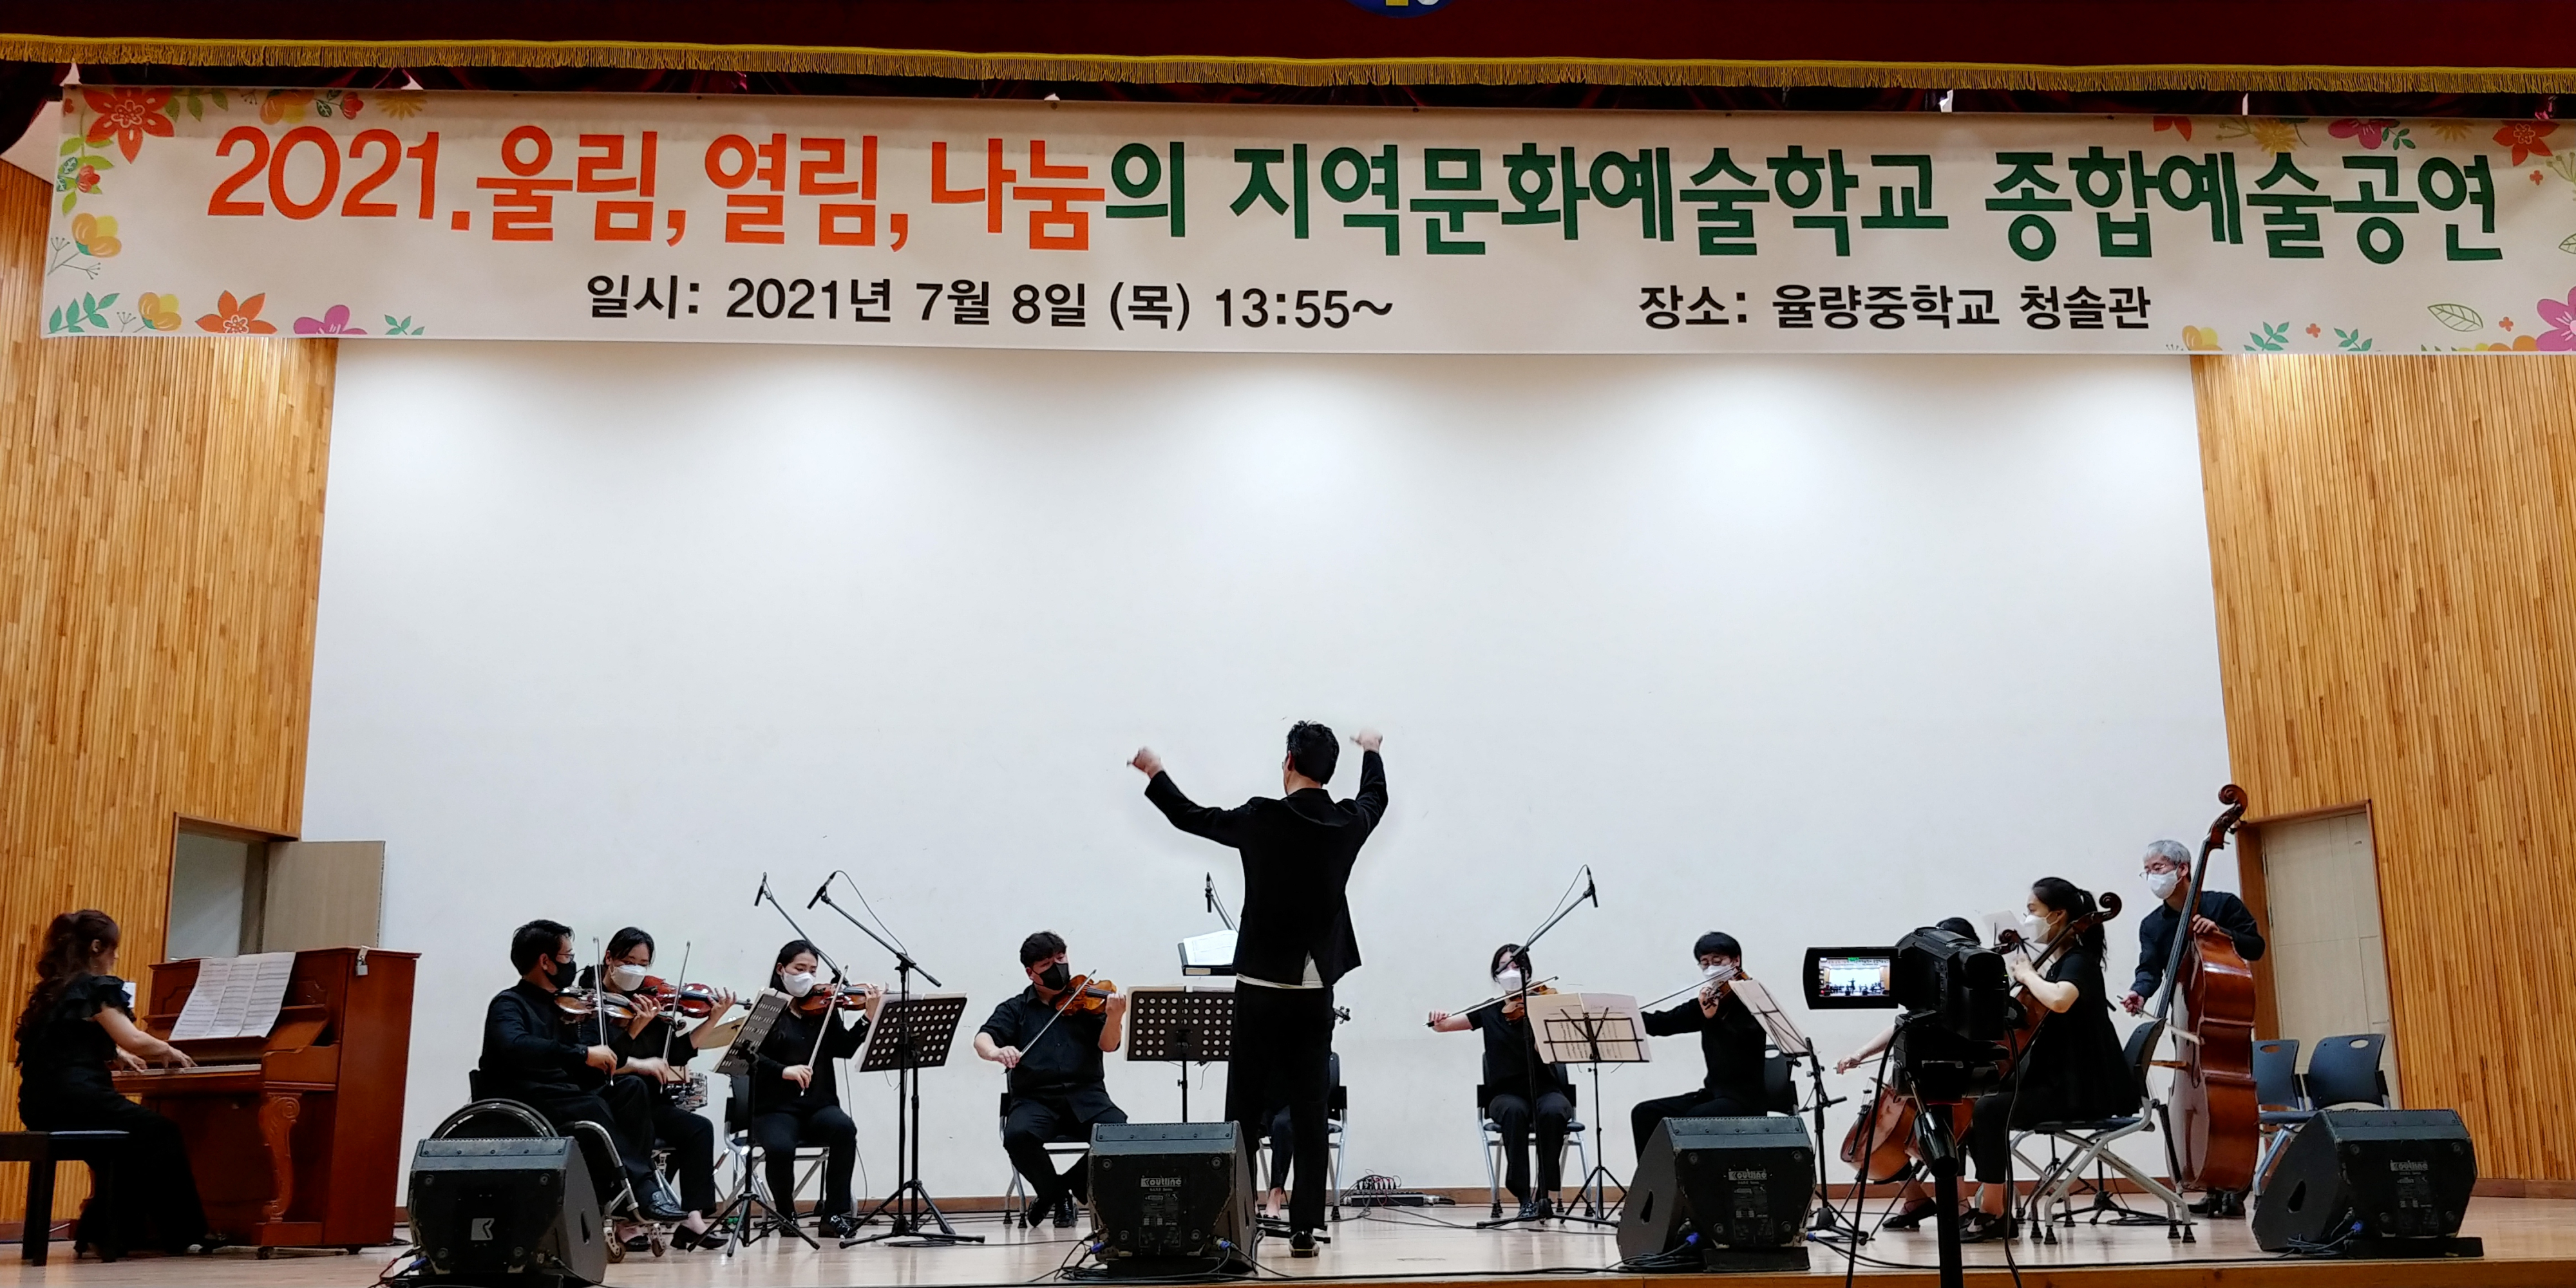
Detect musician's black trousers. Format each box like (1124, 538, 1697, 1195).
(748, 1103, 857, 1218)
(1002, 1087, 1126, 1206)
(1488, 1090, 1572, 1198)
(17, 1087, 207, 1253)
(1967, 1088, 2074, 1184)
(1629, 1088, 1762, 1153)
(533, 1082, 661, 1209)
(649, 1099, 718, 1214)
(1226, 984, 1334, 1231)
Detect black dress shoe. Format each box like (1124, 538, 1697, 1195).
(1514, 1195, 1555, 1220)
(819, 1212, 860, 1239)
(1053, 1195, 1078, 1228)
(2188, 1191, 2245, 1218)
(672, 1224, 731, 1252)
(1883, 1198, 1942, 1231)
(637, 1193, 689, 1222)
(1956, 1211, 2016, 1243)
(1289, 1229, 1318, 1258)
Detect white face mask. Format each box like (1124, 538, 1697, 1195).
(780, 971, 818, 998)
(607, 963, 647, 991)
(2145, 869, 2182, 899)
(1702, 960, 1739, 982)
(2017, 912, 2052, 945)
(1494, 968, 1526, 992)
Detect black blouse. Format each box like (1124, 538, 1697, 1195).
(15, 974, 131, 1099)
(748, 1003, 869, 1115)
(2018, 945, 2140, 1119)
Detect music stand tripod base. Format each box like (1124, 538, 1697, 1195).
(848, 991, 983, 1245)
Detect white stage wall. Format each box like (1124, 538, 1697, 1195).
(305, 342, 2231, 1201)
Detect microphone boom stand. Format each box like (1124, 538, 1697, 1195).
(1479, 871, 1614, 1230)
(812, 878, 981, 1246)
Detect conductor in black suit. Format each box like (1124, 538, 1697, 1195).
(1132, 722, 1387, 1256)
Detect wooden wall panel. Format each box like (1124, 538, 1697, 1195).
(2195, 354, 2576, 1182)
(0, 163, 337, 1218)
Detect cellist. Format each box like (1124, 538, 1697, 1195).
(1960, 880, 2136, 1242)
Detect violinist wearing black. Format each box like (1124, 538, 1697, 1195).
(745, 940, 882, 1238)
(1428, 944, 1571, 1220)
(480, 920, 687, 1220)
(973, 932, 1129, 1227)
(1961, 878, 2137, 1242)
(1132, 721, 1387, 1257)
(2121, 838, 2266, 1014)
(1629, 932, 1767, 1152)
(10, 911, 208, 1255)
(582, 927, 741, 1251)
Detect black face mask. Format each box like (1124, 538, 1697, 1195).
(545, 956, 577, 991)
(1037, 961, 1072, 991)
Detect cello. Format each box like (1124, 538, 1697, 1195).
(2151, 784, 2258, 1198)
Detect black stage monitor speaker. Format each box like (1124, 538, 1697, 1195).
(1618, 1116, 1813, 1272)
(2252, 1108, 2482, 1258)
(410, 1137, 606, 1287)
(1087, 1122, 1255, 1276)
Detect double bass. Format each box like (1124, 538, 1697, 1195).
(2151, 784, 2258, 1195)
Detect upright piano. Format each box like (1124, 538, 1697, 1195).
(111, 947, 417, 1251)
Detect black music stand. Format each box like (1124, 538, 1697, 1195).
(1514, 992, 1644, 1227)
(706, 993, 813, 1249)
(1123, 987, 1234, 1121)
(848, 992, 976, 1245)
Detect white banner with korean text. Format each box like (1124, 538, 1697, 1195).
(36, 88, 2576, 353)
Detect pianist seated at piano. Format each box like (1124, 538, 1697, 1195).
(10, 910, 209, 1255)
(578, 927, 739, 1251)
(478, 920, 688, 1221)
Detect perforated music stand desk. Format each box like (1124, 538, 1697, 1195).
(857, 993, 969, 1072)
(712, 990, 790, 1076)
(1124, 985, 1234, 1121)
(1529, 991, 1647, 1222)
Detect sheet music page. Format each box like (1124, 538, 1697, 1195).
(1727, 978, 1812, 1057)
(168, 956, 236, 1041)
(233, 952, 298, 1038)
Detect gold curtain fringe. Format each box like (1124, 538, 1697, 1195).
(6, 34, 2576, 94)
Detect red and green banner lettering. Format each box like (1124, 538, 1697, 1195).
(40, 88, 2576, 353)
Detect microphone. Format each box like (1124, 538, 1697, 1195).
(753, 873, 770, 907)
(1584, 866, 1598, 909)
(807, 873, 834, 909)
(1204, 873, 1215, 913)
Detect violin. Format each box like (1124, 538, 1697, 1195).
(1425, 976, 1560, 1028)
(1053, 973, 1119, 1014)
(790, 980, 882, 1017)
(638, 977, 728, 1018)
(554, 990, 639, 1023)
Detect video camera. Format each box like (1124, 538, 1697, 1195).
(1803, 925, 2015, 1103)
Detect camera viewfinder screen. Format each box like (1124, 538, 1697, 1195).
(1803, 947, 1898, 1009)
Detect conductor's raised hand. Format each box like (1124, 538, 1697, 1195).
(1129, 747, 1164, 778)
(1352, 728, 1383, 752)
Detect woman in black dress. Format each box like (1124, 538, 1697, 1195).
(1962, 878, 2139, 1241)
(10, 910, 209, 1255)
(745, 939, 880, 1236)
(583, 927, 741, 1251)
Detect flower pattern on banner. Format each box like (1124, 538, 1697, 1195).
(80, 88, 173, 162)
(373, 91, 428, 118)
(2329, 118, 2409, 150)
(2538, 289, 2576, 352)
(260, 91, 317, 124)
(2154, 117, 2195, 142)
(196, 291, 277, 335)
(69, 213, 120, 258)
(2494, 121, 2557, 167)
(137, 293, 182, 332)
(2181, 325, 2221, 351)
(293, 305, 369, 336)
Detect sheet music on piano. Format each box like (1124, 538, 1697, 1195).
(169, 952, 298, 1041)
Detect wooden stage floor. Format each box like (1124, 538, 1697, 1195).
(0, 1198, 2565, 1287)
